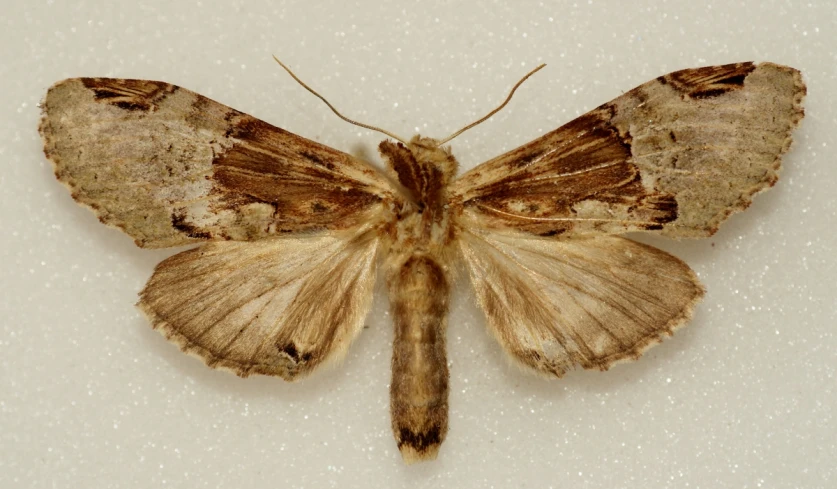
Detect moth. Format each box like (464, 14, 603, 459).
(39, 60, 805, 463)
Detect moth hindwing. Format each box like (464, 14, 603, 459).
(40, 61, 805, 463)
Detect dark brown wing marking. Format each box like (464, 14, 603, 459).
(452, 107, 678, 236)
(82, 78, 178, 112)
(662, 62, 756, 99)
(211, 113, 387, 234)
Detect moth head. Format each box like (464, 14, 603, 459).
(409, 135, 458, 182)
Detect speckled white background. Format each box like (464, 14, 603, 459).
(2, 1, 835, 488)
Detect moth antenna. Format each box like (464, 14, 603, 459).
(436, 63, 546, 146)
(272, 55, 409, 144)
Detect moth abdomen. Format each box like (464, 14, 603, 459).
(387, 254, 450, 463)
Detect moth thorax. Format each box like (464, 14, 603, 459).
(379, 136, 458, 208)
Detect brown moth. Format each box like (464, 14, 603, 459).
(39, 61, 805, 463)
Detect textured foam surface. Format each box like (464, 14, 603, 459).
(2, 1, 835, 487)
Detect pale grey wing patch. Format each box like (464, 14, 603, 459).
(616, 62, 806, 237)
(138, 228, 380, 379)
(39, 78, 395, 248)
(458, 229, 705, 377)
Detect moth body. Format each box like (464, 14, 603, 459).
(378, 136, 459, 462)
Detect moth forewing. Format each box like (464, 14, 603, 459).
(450, 62, 805, 238)
(40, 61, 805, 464)
(39, 77, 396, 248)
